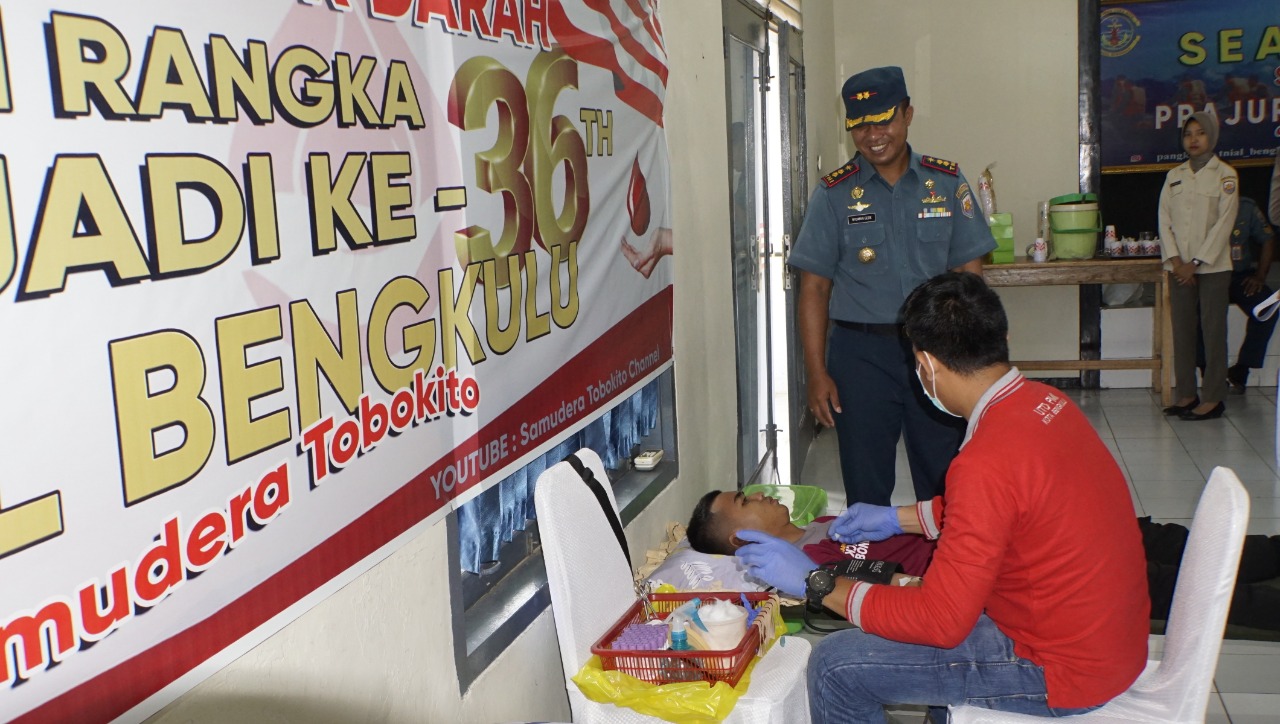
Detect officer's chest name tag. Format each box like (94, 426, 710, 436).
(847, 213, 876, 224)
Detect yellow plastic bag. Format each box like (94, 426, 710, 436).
(571, 600, 785, 723)
(572, 656, 745, 722)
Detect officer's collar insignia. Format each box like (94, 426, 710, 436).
(822, 161, 860, 187)
(851, 186, 865, 200)
(924, 180, 935, 190)
(921, 156, 958, 175)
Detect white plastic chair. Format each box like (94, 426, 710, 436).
(535, 448, 811, 723)
(949, 466, 1250, 723)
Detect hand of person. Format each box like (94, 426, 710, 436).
(1172, 263, 1197, 286)
(806, 371, 842, 427)
(734, 529, 815, 598)
(1243, 274, 1267, 297)
(620, 228, 673, 279)
(828, 503, 904, 543)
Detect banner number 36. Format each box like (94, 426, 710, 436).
(448, 51, 590, 285)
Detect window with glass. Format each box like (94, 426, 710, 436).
(449, 369, 677, 691)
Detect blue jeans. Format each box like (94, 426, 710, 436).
(807, 615, 1100, 723)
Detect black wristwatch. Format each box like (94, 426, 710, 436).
(805, 568, 836, 612)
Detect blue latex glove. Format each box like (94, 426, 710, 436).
(734, 529, 816, 598)
(828, 503, 903, 543)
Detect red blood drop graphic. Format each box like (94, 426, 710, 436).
(627, 157, 651, 236)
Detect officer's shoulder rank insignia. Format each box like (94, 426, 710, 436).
(823, 161, 860, 188)
(921, 156, 959, 175)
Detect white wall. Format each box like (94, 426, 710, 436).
(806, 0, 1083, 365)
(146, 2, 739, 723)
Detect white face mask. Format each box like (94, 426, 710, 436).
(916, 352, 961, 418)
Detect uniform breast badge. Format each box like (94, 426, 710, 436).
(849, 186, 871, 211)
(858, 247, 877, 263)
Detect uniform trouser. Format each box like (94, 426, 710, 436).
(1169, 271, 1230, 404)
(1195, 270, 1278, 370)
(827, 325, 965, 506)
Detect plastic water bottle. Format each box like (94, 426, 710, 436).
(668, 615, 690, 650)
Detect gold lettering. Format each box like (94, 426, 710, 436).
(308, 152, 372, 252)
(368, 276, 437, 394)
(482, 255, 522, 354)
(439, 265, 486, 369)
(146, 154, 245, 276)
(20, 156, 149, 298)
(245, 153, 280, 262)
(1178, 32, 1206, 66)
(110, 331, 215, 504)
(49, 12, 136, 117)
(209, 35, 273, 122)
(135, 28, 214, 120)
(291, 291, 363, 429)
(216, 307, 290, 464)
(370, 152, 415, 243)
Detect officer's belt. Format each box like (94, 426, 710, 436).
(833, 320, 905, 338)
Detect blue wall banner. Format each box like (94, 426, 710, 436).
(1101, 0, 1280, 173)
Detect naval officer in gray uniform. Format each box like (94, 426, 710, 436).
(789, 66, 996, 506)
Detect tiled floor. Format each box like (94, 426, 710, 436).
(798, 385, 1280, 723)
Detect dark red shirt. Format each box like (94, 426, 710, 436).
(799, 518, 935, 576)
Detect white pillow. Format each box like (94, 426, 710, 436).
(645, 541, 768, 592)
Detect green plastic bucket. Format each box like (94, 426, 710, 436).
(1049, 201, 1102, 259)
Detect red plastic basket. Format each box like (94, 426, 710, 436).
(590, 592, 772, 687)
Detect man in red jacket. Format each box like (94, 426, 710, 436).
(736, 272, 1150, 722)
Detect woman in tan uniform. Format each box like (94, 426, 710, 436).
(1158, 111, 1238, 420)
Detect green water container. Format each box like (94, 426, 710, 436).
(1048, 192, 1102, 259)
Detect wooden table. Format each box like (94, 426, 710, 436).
(983, 257, 1173, 405)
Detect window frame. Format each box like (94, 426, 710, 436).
(449, 370, 678, 692)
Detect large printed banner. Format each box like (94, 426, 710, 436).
(1100, 0, 1280, 172)
(0, 1, 672, 720)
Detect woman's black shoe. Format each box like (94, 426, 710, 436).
(1162, 397, 1199, 416)
(1179, 401, 1225, 421)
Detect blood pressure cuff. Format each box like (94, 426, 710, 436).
(827, 558, 901, 585)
